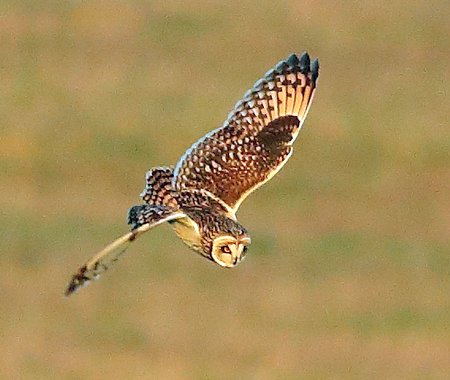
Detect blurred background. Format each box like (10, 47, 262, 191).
(1, 0, 449, 378)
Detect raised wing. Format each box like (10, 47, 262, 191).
(173, 52, 319, 212)
(141, 166, 177, 208)
(65, 205, 185, 296)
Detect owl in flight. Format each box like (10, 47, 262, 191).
(66, 52, 319, 296)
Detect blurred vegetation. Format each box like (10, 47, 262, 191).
(1, 0, 449, 378)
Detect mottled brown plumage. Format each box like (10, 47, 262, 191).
(66, 52, 319, 296)
(141, 166, 178, 208)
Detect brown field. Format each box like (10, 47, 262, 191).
(1, 1, 449, 378)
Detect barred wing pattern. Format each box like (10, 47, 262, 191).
(173, 52, 319, 211)
(65, 205, 185, 296)
(141, 166, 177, 208)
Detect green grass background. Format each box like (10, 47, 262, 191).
(1, 1, 449, 378)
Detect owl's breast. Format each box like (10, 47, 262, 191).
(169, 216, 203, 254)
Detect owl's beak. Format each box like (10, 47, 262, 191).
(230, 244, 244, 265)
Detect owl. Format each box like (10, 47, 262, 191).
(66, 52, 319, 295)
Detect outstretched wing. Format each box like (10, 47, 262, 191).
(65, 205, 185, 296)
(173, 52, 319, 212)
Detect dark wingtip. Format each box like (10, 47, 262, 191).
(127, 205, 145, 226)
(299, 51, 311, 74)
(287, 53, 299, 67)
(64, 266, 89, 297)
(311, 58, 320, 82)
(65, 276, 80, 297)
(65, 281, 77, 297)
(275, 60, 288, 74)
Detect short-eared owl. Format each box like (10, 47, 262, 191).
(66, 52, 319, 296)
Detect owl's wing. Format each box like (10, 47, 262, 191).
(173, 52, 319, 212)
(65, 205, 185, 296)
(141, 166, 177, 208)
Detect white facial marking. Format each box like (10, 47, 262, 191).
(211, 236, 251, 268)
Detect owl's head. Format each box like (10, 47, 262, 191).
(211, 234, 251, 267)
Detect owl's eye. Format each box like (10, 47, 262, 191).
(221, 245, 231, 254)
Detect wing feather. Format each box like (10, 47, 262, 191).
(174, 52, 319, 212)
(65, 206, 185, 296)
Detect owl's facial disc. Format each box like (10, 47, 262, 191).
(211, 235, 251, 268)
